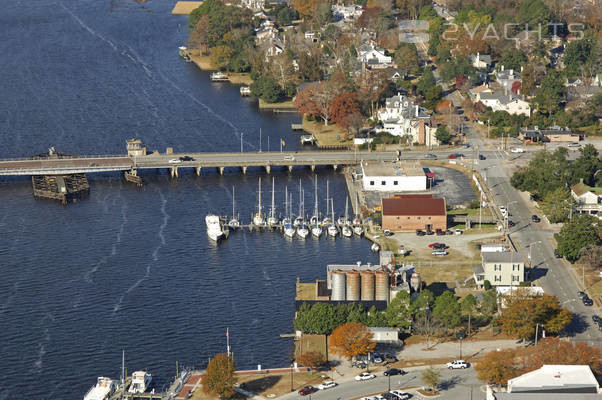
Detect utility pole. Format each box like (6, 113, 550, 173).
(487, 118, 490, 138)
(535, 323, 539, 345)
(259, 128, 262, 153)
(241, 133, 244, 153)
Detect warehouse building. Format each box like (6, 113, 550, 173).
(361, 161, 427, 192)
(381, 194, 447, 231)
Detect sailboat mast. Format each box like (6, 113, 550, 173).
(326, 180, 329, 216)
(345, 197, 349, 221)
(121, 349, 125, 385)
(258, 177, 262, 216)
(298, 179, 302, 219)
(232, 186, 235, 220)
(331, 198, 335, 223)
(285, 186, 288, 218)
(314, 176, 318, 219)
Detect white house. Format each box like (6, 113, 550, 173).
(594, 73, 602, 87)
(476, 91, 531, 116)
(480, 244, 506, 253)
(470, 52, 492, 70)
(368, 327, 401, 344)
(377, 93, 435, 144)
(570, 182, 602, 220)
(240, 0, 265, 11)
(361, 161, 427, 192)
(473, 251, 526, 288)
(357, 43, 392, 67)
(494, 66, 521, 92)
(331, 4, 363, 21)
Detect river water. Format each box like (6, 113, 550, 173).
(0, 1, 378, 398)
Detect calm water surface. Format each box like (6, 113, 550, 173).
(0, 0, 377, 398)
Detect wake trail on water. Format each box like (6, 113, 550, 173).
(33, 313, 55, 371)
(113, 189, 169, 313)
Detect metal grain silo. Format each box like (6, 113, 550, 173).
(410, 272, 422, 292)
(331, 271, 346, 301)
(375, 270, 389, 301)
(346, 271, 361, 301)
(360, 271, 375, 301)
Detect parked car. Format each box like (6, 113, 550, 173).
(507, 220, 516, 227)
(568, 142, 581, 147)
(416, 230, 426, 236)
(479, 154, 486, 160)
(428, 242, 445, 249)
(455, 229, 462, 235)
(384, 368, 406, 376)
(168, 158, 181, 164)
(435, 229, 445, 236)
(591, 315, 600, 324)
(298, 386, 317, 396)
(446, 360, 469, 369)
(554, 252, 562, 258)
(445, 229, 454, 235)
(317, 381, 337, 390)
(432, 250, 448, 255)
(352, 361, 367, 369)
(382, 353, 399, 363)
(390, 390, 412, 400)
(510, 148, 525, 153)
(372, 353, 384, 363)
(426, 229, 434, 235)
(425, 153, 438, 159)
(531, 215, 541, 222)
(355, 372, 376, 381)
(384, 230, 394, 236)
(577, 291, 588, 299)
(447, 154, 460, 159)
(179, 155, 194, 161)
(582, 297, 594, 306)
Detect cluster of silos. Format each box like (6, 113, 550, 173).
(331, 269, 389, 301)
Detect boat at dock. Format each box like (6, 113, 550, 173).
(353, 225, 364, 236)
(228, 186, 240, 229)
(371, 242, 380, 252)
(253, 178, 266, 227)
(206, 214, 224, 241)
(283, 186, 295, 238)
(327, 198, 338, 237)
(210, 72, 229, 81)
(83, 377, 114, 400)
(311, 176, 322, 238)
(267, 177, 278, 227)
(128, 371, 152, 394)
(341, 197, 352, 237)
(240, 86, 251, 96)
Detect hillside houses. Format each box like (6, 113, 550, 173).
(470, 52, 492, 70)
(331, 4, 363, 21)
(494, 66, 522, 92)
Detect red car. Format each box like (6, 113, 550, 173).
(447, 154, 458, 159)
(298, 386, 317, 396)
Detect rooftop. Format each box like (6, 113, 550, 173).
(361, 161, 425, 178)
(493, 394, 602, 399)
(382, 194, 446, 216)
(482, 251, 526, 264)
(571, 182, 602, 196)
(508, 365, 599, 393)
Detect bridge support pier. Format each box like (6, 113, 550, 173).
(265, 165, 270, 174)
(195, 166, 201, 176)
(219, 167, 225, 175)
(332, 164, 338, 171)
(170, 167, 178, 178)
(288, 165, 293, 173)
(242, 166, 247, 175)
(310, 165, 315, 172)
(124, 169, 142, 186)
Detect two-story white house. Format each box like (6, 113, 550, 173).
(494, 66, 521, 92)
(331, 4, 363, 21)
(469, 52, 492, 70)
(476, 91, 531, 116)
(473, 251, 526, 288)
(570, 182, 602, 220)
(377, 93, 437, 145)
(357, 43, 392, 68)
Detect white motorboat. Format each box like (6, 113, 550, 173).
(371, 242, 380, 252)
(128, 371, 152, 394)
(296, 224, 309, 239)
(228, 186, 240, 229)
(253, 177, 265, 227)
(353, 225, 364, 236)
(342, 224, 353, 237)
(83, 377, 114, 400)
(206, 214, 224, 241)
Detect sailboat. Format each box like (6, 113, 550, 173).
(322, 179, 331, 226)
(293, 180, 303, 228)
(267, 177, 278, 227)
(252, 177, 265, 227)
(327, 198, 339, 237)
(311, 176, 323, 238)
(283, 190, 295, 238)
(342, 197, 353, 237)
(352, 193, 363, 236)
(228, 186, 240, 229)
(297, 188, 309, 239)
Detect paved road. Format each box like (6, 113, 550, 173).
(282, 366, 482, 400)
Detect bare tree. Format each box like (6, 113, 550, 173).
(413, 310, 441, 349)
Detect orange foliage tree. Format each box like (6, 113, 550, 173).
(330, 92, 361, 127)
(293, 82, 337, 125)
(475, 348, 522, 387)
(296, 351, 326, 368)
(329, 322, 375, 361)
(498, 294, 572, 340)
(522, 337, 602, 375)
(201, 353, 237, 398)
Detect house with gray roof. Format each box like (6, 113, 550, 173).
(474, 251, 526, 288)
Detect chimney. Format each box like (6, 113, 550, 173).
(520, 65, 523, 72)
(501, 65, 505, 71)
(356, 261, 362, 267)
(415, 105, 419, 117)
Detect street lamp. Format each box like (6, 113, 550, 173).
(290, 361, 294, 392)
(386, 365, 391, 391)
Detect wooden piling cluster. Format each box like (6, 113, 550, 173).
(31, 151, 90, 205)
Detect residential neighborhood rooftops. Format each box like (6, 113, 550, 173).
(361, 161, 424, 178)
(382, 194, 446, 216)
(481, 251, 526, 264)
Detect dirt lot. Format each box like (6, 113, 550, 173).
(238, 371, 326, 397)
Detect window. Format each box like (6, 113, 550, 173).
(407, 217, 410, 219)
(512, 264, 520, 271)
(494, 264, 501, 271)
(417, 216, 421, 220)
(428, 217, 431, 220)
(382, 181, 386, 186)
(512, 275, 520, 282)
(494, 275, 502, 282)
(370, 181, 374, 186)
(394, 181, 398, 185)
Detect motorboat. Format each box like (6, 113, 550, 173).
(128, 371, 152, 394)
(206, 214, 224, 241)
(83, 377, 114, 400)
(371, 242, 380, 252)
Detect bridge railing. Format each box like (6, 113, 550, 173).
(0, 154, 128, 162)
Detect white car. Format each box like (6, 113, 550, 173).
(284, 155, 295, 160)
(168, 158, 182, 164)
(390, 391, 412, 400)
(355, 372, 376, 381)
(432, 250, 448, 255)
(317, 381, 337, 390)
(568, 142, 581, 147)
(510, 148, 524, 153)
(455, 229, 462, 235)
(446, 360, 469, 369)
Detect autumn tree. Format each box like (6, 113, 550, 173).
(498, 293, 572, 340)
(394, 43, 420, 76)
(329, 322, 375, 361)
(187, 14, 209, 54)
(202, 354, 237, 398)
(294, 82, 338, 125)
(475, 348, 521, 387)
(296, 351, 325, 368)
(522, 337, 602, 374)
(292, 0, 320, 20)
(330, 92, 361, 127)
(210, 45, 235, 71)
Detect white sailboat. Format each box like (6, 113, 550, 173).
(228, 186, 240, 229)
(128, 371, 152, 394)
(311, 176, 323, 238)
(206, 214, 224, 241)
(371, 242, 380, 252)
(283, 187, 295, 238)
(253, 177, 265, 227)
(322, 179, 331, 226)
(327, 198, 339, 237)
(83, 377, 114, 400)
(342, 197, 352, 237)
(297, 188, 309, 239)
(352, 193, 363, 235)
(267, 177, 278, 227)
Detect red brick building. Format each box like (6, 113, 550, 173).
(381, 194, 447, 231)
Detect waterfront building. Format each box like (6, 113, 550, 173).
(381, 194, 446, 232)
(360, 161, 426, 192)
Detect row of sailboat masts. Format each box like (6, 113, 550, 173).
(229, 177, 363, 227)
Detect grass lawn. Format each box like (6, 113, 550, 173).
(258, 99, 296, 109)
(302, 119, 351, 147)
(414, 262, 476, 285)
(238, 371, 326, 397)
